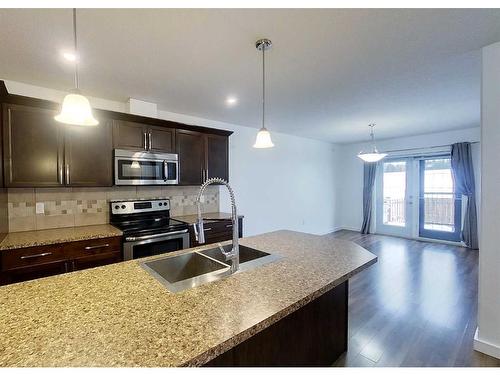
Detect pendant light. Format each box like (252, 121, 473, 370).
(357, 123, 387, 162)
(253, 39, 274, 148)
(55, 9, 99, 126)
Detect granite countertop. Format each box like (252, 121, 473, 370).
(173, 212, 244, 225)
(0, 225, 123, 251)
(0, 230, 376, 367)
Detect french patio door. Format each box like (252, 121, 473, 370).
(375, 158, 415, 237)
(375, 155, 462, 242)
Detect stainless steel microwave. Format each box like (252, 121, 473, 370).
(114, 149, 178, 185)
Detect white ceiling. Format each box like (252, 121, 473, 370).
(0, 8, 499, 143)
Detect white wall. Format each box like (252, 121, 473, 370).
(336, 127, 481, 231)
(156, 110, 340, 236)
(4, 80, 340, 237)
(475, 41, 500, 359)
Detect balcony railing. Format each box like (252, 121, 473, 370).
(383, 193, 456, 231)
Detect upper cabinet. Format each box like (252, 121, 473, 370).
(112, 120, 175, 153)
(3, 104, 64, 187)
(0, 81, 231, 188)
(176, 130, 229, 185)
(64, 119, 113, 186)
(2, 103, 113, 187)
(206, 134, 229, 181)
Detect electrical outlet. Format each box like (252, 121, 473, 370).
(35, 202, 45, 214)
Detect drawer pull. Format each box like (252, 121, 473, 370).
(84, 244, 110, 251)
(20, 252, 52, 260)
(204, 228, 212, 232)
(225, 224, 233, 228)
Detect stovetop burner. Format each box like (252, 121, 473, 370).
(109, 198, 189, 237)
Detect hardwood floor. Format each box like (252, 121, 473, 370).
(327, 230, 499, 367)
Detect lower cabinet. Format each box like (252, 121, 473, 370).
(0, 236, 122, 285)
(188, 218, 243, 247)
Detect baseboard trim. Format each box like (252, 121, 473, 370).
(474, 328, 500, 359)
(331, 226, 360, 233)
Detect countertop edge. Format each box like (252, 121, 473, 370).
(183, 255, 377, 366)
(0, 226, 123, 251)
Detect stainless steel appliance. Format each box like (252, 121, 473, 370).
(114, 149, 178, 185)
(110, 198, 189, 260)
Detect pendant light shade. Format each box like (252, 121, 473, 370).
(253, 38, 274, 149)
(253, 127, 274, 148)
(357, 124, 387, 162)
(55, 91, 98, 126)
(55, 9, 98, 126)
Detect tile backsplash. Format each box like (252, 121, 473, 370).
(7, 186, 219, 232)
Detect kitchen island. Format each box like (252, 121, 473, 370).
(0, 230, 376, 367)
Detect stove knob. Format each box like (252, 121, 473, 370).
(164, 201, 168, 206)
(114, 205, 120, 210)
(121, 205, 126, 209)
(158, 202, 163, 206)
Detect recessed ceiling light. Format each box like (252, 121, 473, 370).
(225, 96, 238, 106)
(62, 51, 77, 62)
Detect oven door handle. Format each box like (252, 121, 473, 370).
(125, 229, 188, 242)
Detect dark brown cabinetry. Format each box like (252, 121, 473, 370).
(0, 236, 122, 285)
(176, 129, 206, 185)
(176, 130, 229, 185)
(113, 120, 175, 153)
(2, 103, 113, 187)
(188, 218, 243, 247)
(3, 104, 64, 187)
(64, 119, 113, 186)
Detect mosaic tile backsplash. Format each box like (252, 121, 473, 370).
(7, 186, 219, 232)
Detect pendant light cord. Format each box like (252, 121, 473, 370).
(73, 8, 79, 90)
(262, 45, 265, 130)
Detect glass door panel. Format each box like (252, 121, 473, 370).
(418, 157, 461, 241)
(376, 159, 413, 237)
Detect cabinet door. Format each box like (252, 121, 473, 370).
(0, 261, 69, 285)
(206, 134, 229, 181)
(112, 120, 147, 151)
(3, 104, 64, 187)
(64, 119, 113, 186)
(148, 125, 175, 153)
(176, 129, 205, 185)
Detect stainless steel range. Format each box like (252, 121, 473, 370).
(110, 198, 190, 260)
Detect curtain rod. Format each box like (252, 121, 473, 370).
(380, 141, 479, 154)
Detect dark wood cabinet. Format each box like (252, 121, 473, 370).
(188, 218, 243, 247)
(112, 120, 147, 150)
(176, 130, 229, 185)
(176, 129, 205, 185)
(0, 236, 122, 285)
(64, 119, 113, 186)
(113, 120, 175, 153)
(3, 104, 64, 187)
(148, 125, 175, 153)
(0, 80, 231, 188)
(206, 134, 229, 180)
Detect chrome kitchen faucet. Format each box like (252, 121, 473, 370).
(194, 178, 239, 273)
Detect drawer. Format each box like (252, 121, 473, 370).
(67, 237, 122, 258)
(1, 244, 66, 270)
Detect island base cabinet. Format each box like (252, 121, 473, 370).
(206, 281, 348, 367)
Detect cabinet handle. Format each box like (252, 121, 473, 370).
(225, 224, 233, 228)
(148, 131, 152, 150)
(84, 244, 110, 251)
(204, 227, 212, 232)
(143, 132, 147, 150)
(59, 164, 64, 185)
(20, 252, 52, 260)
(65, 164, 70, 185)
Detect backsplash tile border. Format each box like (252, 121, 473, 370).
(7, 186, 219, 232)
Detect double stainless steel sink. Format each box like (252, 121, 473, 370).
(140, 245, 281, 293)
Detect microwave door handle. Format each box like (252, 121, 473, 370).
(163, 160, 168, 180)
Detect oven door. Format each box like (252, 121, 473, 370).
(115, 156, 178, 185)
(123, 230, 190, 260)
